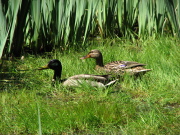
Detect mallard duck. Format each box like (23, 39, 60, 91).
(38, 59, 118, 88)
(80, 49, 151, 76)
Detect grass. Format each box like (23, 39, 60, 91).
(0, 37, 180, 134)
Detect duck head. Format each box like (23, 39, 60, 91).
(80, 50, 104, 67)
(38, 59, 62, 80)
(80, 50, 102, 59)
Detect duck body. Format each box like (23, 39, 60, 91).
(62, 76, 118, 88)
(38, 59, 118, 88)
(80, 50, 151, 76)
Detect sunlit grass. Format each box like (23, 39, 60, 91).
(0, 37, 179, 134)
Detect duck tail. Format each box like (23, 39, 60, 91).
(135, 69, 152, 73)
(105, 79, 119, 87)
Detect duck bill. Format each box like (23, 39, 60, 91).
(38, 64, 49, 70)
(80, 54, 91, 59)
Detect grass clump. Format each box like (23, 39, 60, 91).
(0, 37, 179, 134)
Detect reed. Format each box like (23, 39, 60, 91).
(0, 0, 180, 58)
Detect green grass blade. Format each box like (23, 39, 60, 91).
(156, 0, 166, 34)
(31, 0, 41, 42)
(9, 0, 22, 52)
(138, 0, 148, 36)
(165, 0, 179, 36)
(83, 0, 99, 44)
(83, 0, 93, 44)
(37, 103, 42, 135)
(0, 1, 9, 58)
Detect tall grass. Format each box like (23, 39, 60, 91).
(0, 37, 179, 134)
(0, 0, 180, 58)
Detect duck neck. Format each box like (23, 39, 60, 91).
(53, 69, 62, 80)
(95, 56, 104, 67)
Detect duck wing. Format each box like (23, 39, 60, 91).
(124, 66, 151, 75)
(119, 61, 146, 68)
(62, 79, 106, 88)
(104, 61, 151, 75)
(105, 61, 146, 69)
(62, 74, 118, 88)
(68, 74, 112, 82)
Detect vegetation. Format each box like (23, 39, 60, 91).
(0, 37, 179, 134)
(0, 0, 180, 58)
(0, 0, 179, 134)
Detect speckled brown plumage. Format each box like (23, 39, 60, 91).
(80, 49, 151, 76)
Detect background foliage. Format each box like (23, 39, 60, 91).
(0, 0, 180, 58)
